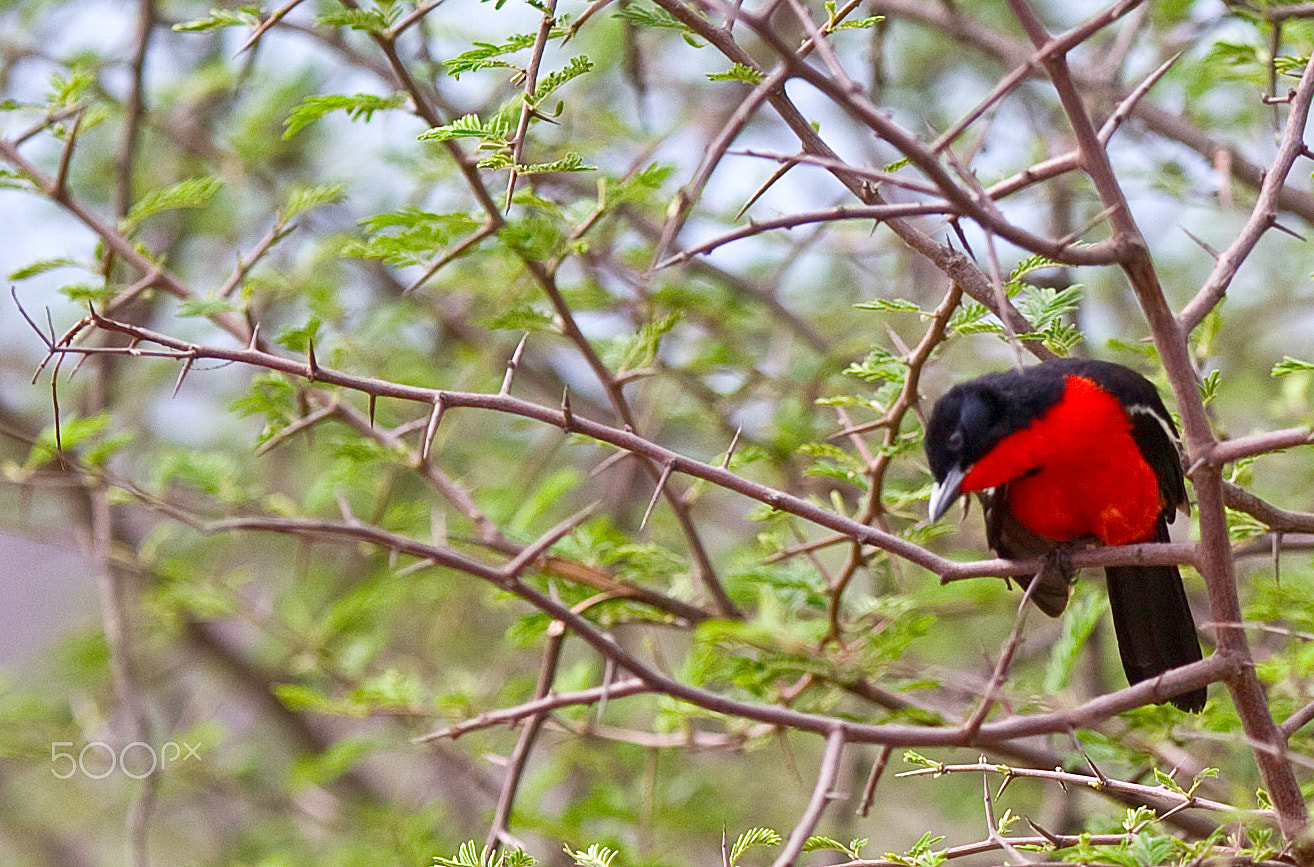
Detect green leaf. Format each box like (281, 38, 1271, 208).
(1273, 356, 1314, 376)
(60, 282, 115, 304)
(27, 412, 112, 467)
(271, 683, 333, 712)
(0, 168, 30, 190)
(276, 317, 321, 353)
(1153, 767, 1187, 796)
(347, 209, 482, 267)
(489, 306, 555, 332)
(951, 300, 1001, 335)
(707, 63, 764, 84)
(47, 69, 94, 109)
(437, 842, 508, 867)
(503, 850, 536, 867)
(419, 112, 512, 144)
(178, 293, 239, 318)
(1042, 588, 1107, 694)
(518, 152, 597, 175)
(564, 844, 616, 867)
(614, 3, 691, 32)
(122, 176, 222, 232)
(844, 347, 906, 384)
(444, 35, 540, 77)
(855, 298, 923, 314)
(609, 312, 680, 374)
(317, 3, 401, 31)
(1008, 252, 1062, 285)
(528, 56, 594, 106)
(476, 151, 514, 170)
(802, 837, 850, 855)
(283, 92, 406, 140)
(281, 183, 347, 222)
(351, 669, 424, 709)
(1127, 831, 1180, 867)
(901, 749, 940, 769)
(9, 257, 81, 281)
(730, 828, 781, 866)
(173, 6, 262, 31)
(1277, 54, 1310, 77)
(149, 450, 244, 500)
(1225, 506, 1267, 542)
(883, 832, 946, 867)
(1016, 284, 1082, 330)
(289, 736, 372, 787)
(833, 14, 883, 29)
(1199, 368, 1221, 405)
(507, 467, 583, 537)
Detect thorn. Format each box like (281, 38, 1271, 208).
(1071, 732, 1107, 783)
(1055, 203, 1119, 251)
(735, 159, 794, 220)
(12, 288, 52, 351)
(560, 385, 573, 431)
(368, 393, 377, 429)
(306, 338, 318, 381)
(172, 355, 195, 398)
(501, 500, 601, 581)
(247, 322, 261, 351)
(588, 449, 632, 479)
(640, 460, 675, 531)
(949, 218, 975, 260)
(1180, 227, 1220, 261)
(420, 394, 446, 464)
(51, 374, 66, 470)
(500, 333, 529, 395)
(721, 425, 743, 469)
(1272, 220, 1307, 242)
(1026, 818, 1064, 848)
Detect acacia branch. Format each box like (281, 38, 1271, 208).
(1003, 0, 1309, 847)
(1178, 55, 1314, 333)
(30, 308, 1227, 582)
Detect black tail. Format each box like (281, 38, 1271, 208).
(1104, 518, 1206, 712)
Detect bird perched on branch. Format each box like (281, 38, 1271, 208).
(924, 358, 1206, 712)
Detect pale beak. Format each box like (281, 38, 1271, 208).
(928, 465, 967, 523)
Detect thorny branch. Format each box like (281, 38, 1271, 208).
(6, 0, 1314, 858)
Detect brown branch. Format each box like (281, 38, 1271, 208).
(653, 201, 956, 270)
(1002, 0, 1309, 847)
(415, 678, 651, 742)
(1178, 56, 1314, 333)
(1211, 427, 1314, 465)
(772, 726, 846, 867)
(870, 0, 1314, 224)
(31, 309, 1227, 583)
(0, 139, 254, 347)
(895, 760, 1264, 821)
(486, 629, 564, 851)
(1222, 481, 1314, 535)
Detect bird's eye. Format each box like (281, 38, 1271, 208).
(948, 430, 964, 451)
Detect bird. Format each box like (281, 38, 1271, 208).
(923, 357, 1206, 712)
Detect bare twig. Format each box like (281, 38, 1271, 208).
(772, 727, 846, 867)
